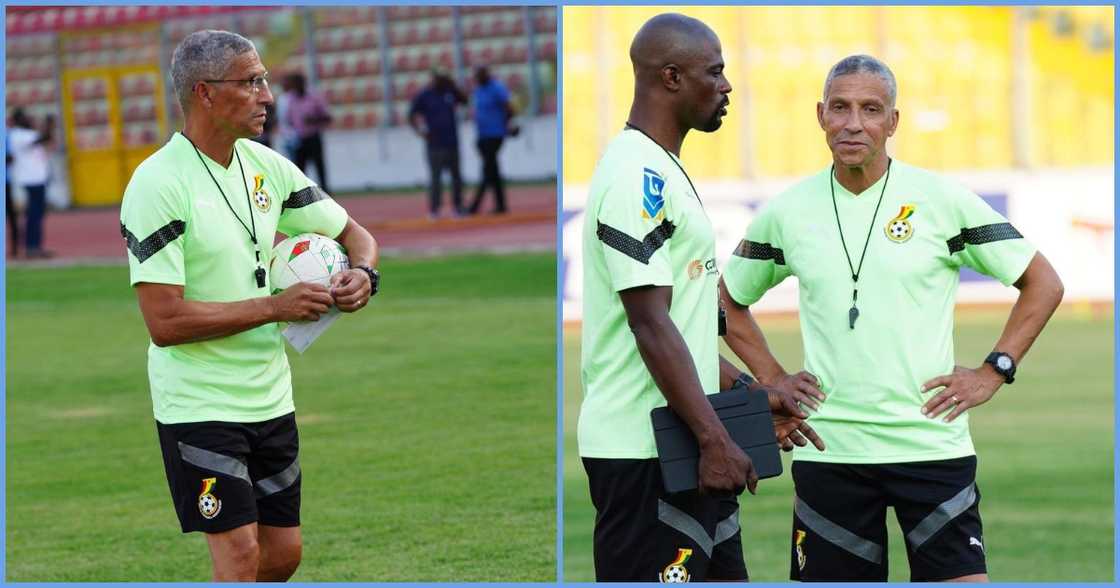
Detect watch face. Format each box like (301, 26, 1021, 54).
(996, 355, 1013, 371)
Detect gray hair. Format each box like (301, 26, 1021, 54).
(823, 55, 897, 106)
(170, 30, 256, 113)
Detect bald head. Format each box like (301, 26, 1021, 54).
(630, 13, 719, 84)
(626, 13, 730, 135)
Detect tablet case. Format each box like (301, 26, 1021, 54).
(650, 386, 783, 494)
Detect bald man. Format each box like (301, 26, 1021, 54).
(577, 14, 820, 582)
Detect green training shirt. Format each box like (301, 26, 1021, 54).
(579, 129, 720, 459)
(120, 132, 349, 424)
(723, 160, 1035, 464)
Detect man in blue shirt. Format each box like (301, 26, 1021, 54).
(409, 69, 467, 219)
(467, 66, 516, 215)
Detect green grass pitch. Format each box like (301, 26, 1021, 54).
(6, 253, 555, 581)
(563, 307, 1114, 582)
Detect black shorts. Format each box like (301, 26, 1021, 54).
(790, 456, 986, 582)
(583, 457, 748, 582)
(156, 412, 302, 534)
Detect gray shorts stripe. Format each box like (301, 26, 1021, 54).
(657, 499, 740, 557)
(795, 497, 884, 564)
(177, 442, 250, 484)
(255, 458, 301, 498)
(906, 483, 978, 549)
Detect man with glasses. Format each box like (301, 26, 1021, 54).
(120, 30, 379, 581)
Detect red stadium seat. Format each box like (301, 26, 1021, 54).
(393, 49, 411, 72)
(404, 77, 421, 98)
(340, 81, 356, 103)
(357, 53, 379, 75)
(362, 109, 378, 128)
(467, 18, 484, 38)
(436, 48, 453, 69)
(358, 27, 376, 50)
(339, 109, 357, 129)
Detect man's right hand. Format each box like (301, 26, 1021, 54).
(697, 434, 757, 496)
(766, 371, 826, 413)
(271, 282, 333, 322)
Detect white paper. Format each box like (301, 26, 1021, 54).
(282, 307, 341, 354)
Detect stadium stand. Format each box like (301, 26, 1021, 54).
(562, 6, 1112, 182)
(5, 5, 557, 206)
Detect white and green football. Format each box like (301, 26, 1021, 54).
(269, 233, 349, 294)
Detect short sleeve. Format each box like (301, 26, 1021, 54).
(947, 185, 1036, 286)
(594, 165, 676, 292)
(274, 156, 349, 239)
(120, 166, 189, 287)
(722, 201, 793, 306)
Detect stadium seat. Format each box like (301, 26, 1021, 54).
(339, 108, 357, 130)
(357, 53, 379, 75)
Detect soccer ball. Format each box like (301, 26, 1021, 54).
(269, 233, 349, 294)
(887, 219, 912, 241)
(198, 493, 221, 519)
(660, 564, 690, 583)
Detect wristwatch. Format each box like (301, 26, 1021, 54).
(984, 351, 1016, 384)
(354, 265, 380, 296)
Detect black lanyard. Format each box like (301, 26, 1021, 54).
(184, 133, 267, 288)
(624, 122, 703, 207)
(830, 158, 891, 329)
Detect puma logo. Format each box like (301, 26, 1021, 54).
(969, 536, 984, 552)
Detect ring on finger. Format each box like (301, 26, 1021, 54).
(951, 394, 960, 404)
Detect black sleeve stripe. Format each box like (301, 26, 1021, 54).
(732, 239, 786, 265)
(282, 185, 329, 211)
(596, 219, 676, 265)
(946, 222, 1023, 254)
(120, 220, 186, 263)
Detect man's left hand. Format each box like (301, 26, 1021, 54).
(773, 415, 825, 452)
(330, 269, 372, 312)
(920, 365, 1004, 423)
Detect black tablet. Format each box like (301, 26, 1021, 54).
(650, 386, 784, 494)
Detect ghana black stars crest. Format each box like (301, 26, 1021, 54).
(884, 204, 915, 242)
(252, 174, 271, 213)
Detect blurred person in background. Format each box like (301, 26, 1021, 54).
(251, 102, 278, 150)
(467, 65, 518, 216)
(6, 133, 20, 257)
(409, 67, 467, 220)
(8, 108, 55, 258)
(282, 72, 332, 194)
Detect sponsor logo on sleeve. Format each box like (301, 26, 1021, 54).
(642, 167, 667, 222)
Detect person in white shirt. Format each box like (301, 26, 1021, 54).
(8, 108, 54, 258)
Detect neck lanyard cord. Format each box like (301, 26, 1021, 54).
(185, 134, 260, 261)
(829, 159, 892, 284)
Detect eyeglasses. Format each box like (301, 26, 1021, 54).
(204, 73, 270, 93)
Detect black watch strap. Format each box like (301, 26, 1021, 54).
(354, 265, 380, 296)
(984, 351, 1016, 384)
